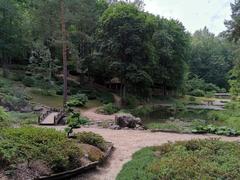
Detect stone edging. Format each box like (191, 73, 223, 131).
(36, 142, 114, 180)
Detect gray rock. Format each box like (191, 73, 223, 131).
(109, 124, 121, 130)
(115, 114, 143, 129)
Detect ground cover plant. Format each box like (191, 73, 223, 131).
(97, 103, 120, 115)
(117, 139, 240, 180)
(0, 127, 107, 179)
(67, 94, 88, 107)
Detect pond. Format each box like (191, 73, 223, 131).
(142, 107, 212, 125)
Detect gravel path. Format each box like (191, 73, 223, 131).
(81, 108, 115, 122)
(64, 127, 240, 180)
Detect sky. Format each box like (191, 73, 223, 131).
(144, 0, 234, 35)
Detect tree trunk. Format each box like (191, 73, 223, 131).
(60, 0, 68, 107)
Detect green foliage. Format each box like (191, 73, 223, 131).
(22, 76, 35, 87)
(225, 0, 240, 41)
(0, 127, 83, 173)
(0, 107, 9, 127)
(8, 111, 38, 126)
(124, 95, 138, 108)
(192, 125, 240, 136)
(76, 132, 107, 151)
(229, 48, 240, 96)
(98, 103, 119, 115)
(67, 113, 89, 128)
(188, 96, 196, 102)
(131, 105, 153, 117)
(189, 28, 234, 89)
(98, 92, 114, 104)
(186, 74, 221, 97)
(188, 89, 205, 97)
(117, 139, 240, 180)
(67, 94, 88, 107)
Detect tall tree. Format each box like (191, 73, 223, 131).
(189, 27, 234, 89)
(225, 0, 240, 41)
(97, 2, 152, 99)
(0, 0, 25, 76)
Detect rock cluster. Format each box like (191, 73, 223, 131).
(112, 114, 145, 130)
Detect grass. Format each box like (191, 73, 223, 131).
(147, 120, 194, 133)
(8, 111, 38, 126)
(117, 139, 240, 180)
(27, 88, 63, 108)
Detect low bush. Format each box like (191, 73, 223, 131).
(22, 76, 35, 87)
(0, 127, 83, 174)
(147, 120, 192, 133)
(1, 94, 29, 111)
(124, 95, 138, 108)
(117, 139, 240, 180)
(98, 92, 114, 104)
(76, 132, 107, 151)
(188, 89, 205, 97)
(192, 125, 240, 136)
(67, 94, 88, 107)
(0, 107, 9, 127)
(205, 91, 215, 98)
(131, 105, 153, 117)
(67, 113, 89, 129)
(188, 96, 196, 102)
(98, 103, 119, 115)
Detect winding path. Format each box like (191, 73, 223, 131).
(53, 127, 240, 180)
(81, 108, 116, 122)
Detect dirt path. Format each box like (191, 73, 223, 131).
(81, 107, 115, 122)
(53, 127, 239, 180)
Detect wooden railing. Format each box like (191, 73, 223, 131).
(54, 110, 65, 125)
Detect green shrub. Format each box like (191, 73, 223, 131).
(80, 89, 98, 100)
(124, 95, 138, 108)
(205, 91, 215, 98)
(192, 124, 240, 136)
(131, 105, 153, 117)
(189, 89, 205, 97)
(0, 127, 83, 173)
(117, 139, 240, 180)
(98, 103, 119, 115)
(67, 94, 88, 107)
(98, 92, 114, 104)
(67, 113, 89, 128)
(0, 107, 9, 127)
(9, 73, 24, 82)
(188, 96, 196, 102)
(2, 94, 28, 111)
(76, 132, 107, 151)
(22, 76, 35, 87)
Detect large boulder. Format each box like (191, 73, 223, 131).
(115, 114, 143, 129)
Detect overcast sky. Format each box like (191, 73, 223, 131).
(144, 0, 234, 35)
